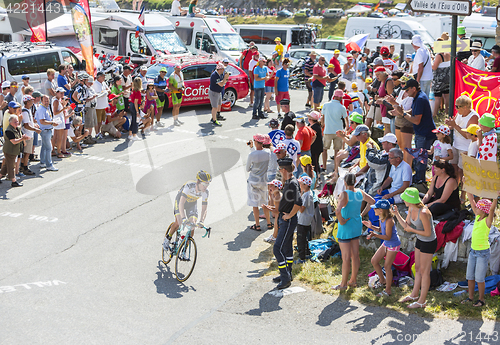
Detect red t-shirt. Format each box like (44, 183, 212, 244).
(295, 125, 315, 151)
(242, 49, 257, 70)
(493, 56, 500, 71)
(129, 90, 142, 107)
(312, 63, 327, 86)
(329, 56, 342, 75)
(105, 104, 117, 124)
(342, 94, 352, 109)
(265, 66, 276, 87)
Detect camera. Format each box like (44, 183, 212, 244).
(247, 140, 252, 146)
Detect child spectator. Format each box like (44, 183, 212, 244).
(296, 175, 314, 264)
(463, 191, 499, 307)
(274, 37, 284, 62)
(101, 94, 126, 138)
(466, 124, 480, 158)
(429, 125, 453, 175)
(477, 113, 497, 161)
(110, 76, 125, 113)
(68, 116, 90, 150)
(263, 179, 283, 243)
(145, 81, 158, 120)
(363, 199, 401, 298)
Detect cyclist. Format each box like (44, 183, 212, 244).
(163, 170, 211, 249)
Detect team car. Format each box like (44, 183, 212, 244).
(146, 56, 249, 108)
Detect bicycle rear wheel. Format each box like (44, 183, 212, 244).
(162, 223, 176, 265)
(175, 237, 197, 282)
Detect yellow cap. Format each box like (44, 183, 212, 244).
(365, 77, 373, 83)
(275, 37, 281, 41)
(351, 82, 358, 89)
(327, 64, 334, 68)
(334, 49, 340, 54)
(300, 155, 312, 166)
(466, 124, 480, 135)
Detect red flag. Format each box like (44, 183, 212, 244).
(25, 0, 47, 42)
(454, 60, 500, 126)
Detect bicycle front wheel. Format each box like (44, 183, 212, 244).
(162, 223, 176, 265)
(175, 237, 198, 282)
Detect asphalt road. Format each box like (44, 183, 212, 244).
(1, 90, 499, 344)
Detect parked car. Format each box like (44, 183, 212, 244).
(145, 57, 249, 108)
(277, 10, 293, 18)
(367, 12, 387, 18)
(288, 48, 348, 67)
(323, 8, 344, 18)
(294, 9, 309, 17)
(314, 38, 347, 52)
(205, 9, 219, 15)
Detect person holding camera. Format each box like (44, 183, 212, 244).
(209, 63, 229, 127)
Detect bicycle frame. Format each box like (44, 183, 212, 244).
(171, 222, 211, 256)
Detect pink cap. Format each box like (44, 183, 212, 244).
(263, 134, 272, 145)
(273, 142, 286, 153)
(267, 179, 283, 189)
(333, 89, 344, 98)
(253, 133, 267, 143)
(308, 111, 321, 121)
(477, 199, 492, 214)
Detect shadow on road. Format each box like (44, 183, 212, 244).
(316, 295, 358, 327)
(153, 261, 196, 298)
(245, 291, 283, 316)
(444, 316, 500, 345)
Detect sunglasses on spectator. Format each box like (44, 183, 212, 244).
(455, 105, 461, 109)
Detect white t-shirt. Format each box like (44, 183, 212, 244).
(248, 59, 258, 73)
(171, 0, 181, 15)
(122, 74, 133, 98)
(468, 140, 478, 158)
(21, 108, 34, 137)
(43, 79, 57, 100)
(432, 140, 452, 161)
(453, 110, 478, 151)
(68, 126, 76, 138)
(412, 47, 433, 81)
(468, 54, 485, 71)
(93, 80, 109, 110)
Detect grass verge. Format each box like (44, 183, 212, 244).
(261, 226, 500, 320)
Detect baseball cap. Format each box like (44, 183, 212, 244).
(400, 187, 422, 204)
(140, 65, 148, 71)
(466, 124, 480, 135)
(371, 199, 391, 210)
(294, 115, 306, 123)
(22, 75, 29, 80)
(298, 175, 312, 186)
(22, 94, 33, 103)
(2, 80, 10, 88)
(108, 94, 118, 101)
(406, 53, 412, 59)
(160, 67, 167, 72)
(402, 79, 419, 90)
(352, 124, 369, 136)
(300, 155, 312, 166)
(333, 49, 340, 54)
(373, 57, 384, 66)
(365, 77, 373, 83)
(349, 112, 363, 124)
(56, 87, 66, 93)
(8, 101, 20, 108)
(307, 111, 321, 121)
(217, 63, 225, 69)
(432, 124, 451, 136)
(269, 118, 279, 127)
(32, 91, 42, 98)
(273, 142, 286, 153)
(379, 133, 397, 144)
(333, 89, 344, 98)
(351, 82, 358, 89)
(253, 133, 266, 143)
(222, 58, 229, 63)
(380, 46, 390, 55)
(479, 113, 496, 128)
(275, 37, 281, 41)
(267, 179, 283, 189)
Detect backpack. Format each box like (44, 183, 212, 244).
(429, 269, 444, 290)
(317, 242, 340, 262)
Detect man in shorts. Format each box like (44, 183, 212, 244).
(20, 95, 41, 175)
(209, 63, 229, 126)
(101, 94, 126, 138)
(154, 67, 168, 127)
(168, 64, 185, 126)
(93, 72, 110, 139)
(321, 89, 347, 172)
(274, 58, 290, 118)
(303, 51, 316, 108)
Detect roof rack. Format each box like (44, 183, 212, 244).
(0, 41, 57, 56)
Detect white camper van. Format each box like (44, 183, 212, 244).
(233, 24, 314, 57)
(462, 9, 498, 51)
(344, 17, 435, 47)
(163, 16, 246, 64)
(408, 14, 452, 40)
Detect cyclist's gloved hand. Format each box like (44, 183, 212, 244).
(196, 222, 205, 228)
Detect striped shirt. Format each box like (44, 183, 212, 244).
(304, 57, 315, 76)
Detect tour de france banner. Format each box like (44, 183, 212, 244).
(455, 60, 500, 126)
(462, 154, 500, 199)
(70, 0, 94, 76)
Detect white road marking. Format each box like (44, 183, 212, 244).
(267, 286, 306, 297)
(0, 211, 58, 222)
(117, 137, 194, 158)
(0, 280, 67, 293)
(9, 170, 84, 202)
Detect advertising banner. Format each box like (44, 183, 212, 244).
(70, 0, 94, 75)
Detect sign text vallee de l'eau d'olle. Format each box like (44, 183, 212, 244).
(410, 0, 472, 16)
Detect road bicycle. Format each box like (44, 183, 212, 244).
(375, 24, 401, 39)
(161, 221, 211, 282)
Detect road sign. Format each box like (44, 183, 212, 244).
(433, 39, 470, 53)
(497, 6, 500, 22)
(410, 0, 472, 16)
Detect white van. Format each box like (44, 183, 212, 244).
(462, 10, 498, 51)
(0, 43, 86, 91)
(407, 14, 452, 40)
(233, 24, 314, 57)
(163, 15, 246, 64)
(323, 8, 344, 18)
(345, 17, 435, 47)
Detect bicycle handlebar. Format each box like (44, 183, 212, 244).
(201, 226, 211, 238)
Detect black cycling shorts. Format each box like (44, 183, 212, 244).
(174, 198, 198, 220)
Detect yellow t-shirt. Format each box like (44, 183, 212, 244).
(471, 215, 491, 251)
(275, 43, 284, 58)
(359, 138, 380, 169)
(3, 111, 12, 131)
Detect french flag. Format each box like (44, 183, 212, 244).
(138, 5, 145, 25)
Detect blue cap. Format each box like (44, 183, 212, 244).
(22, 75, 29, 80)
(371, 199, 391, 210)
(8, 101, 20, 108)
